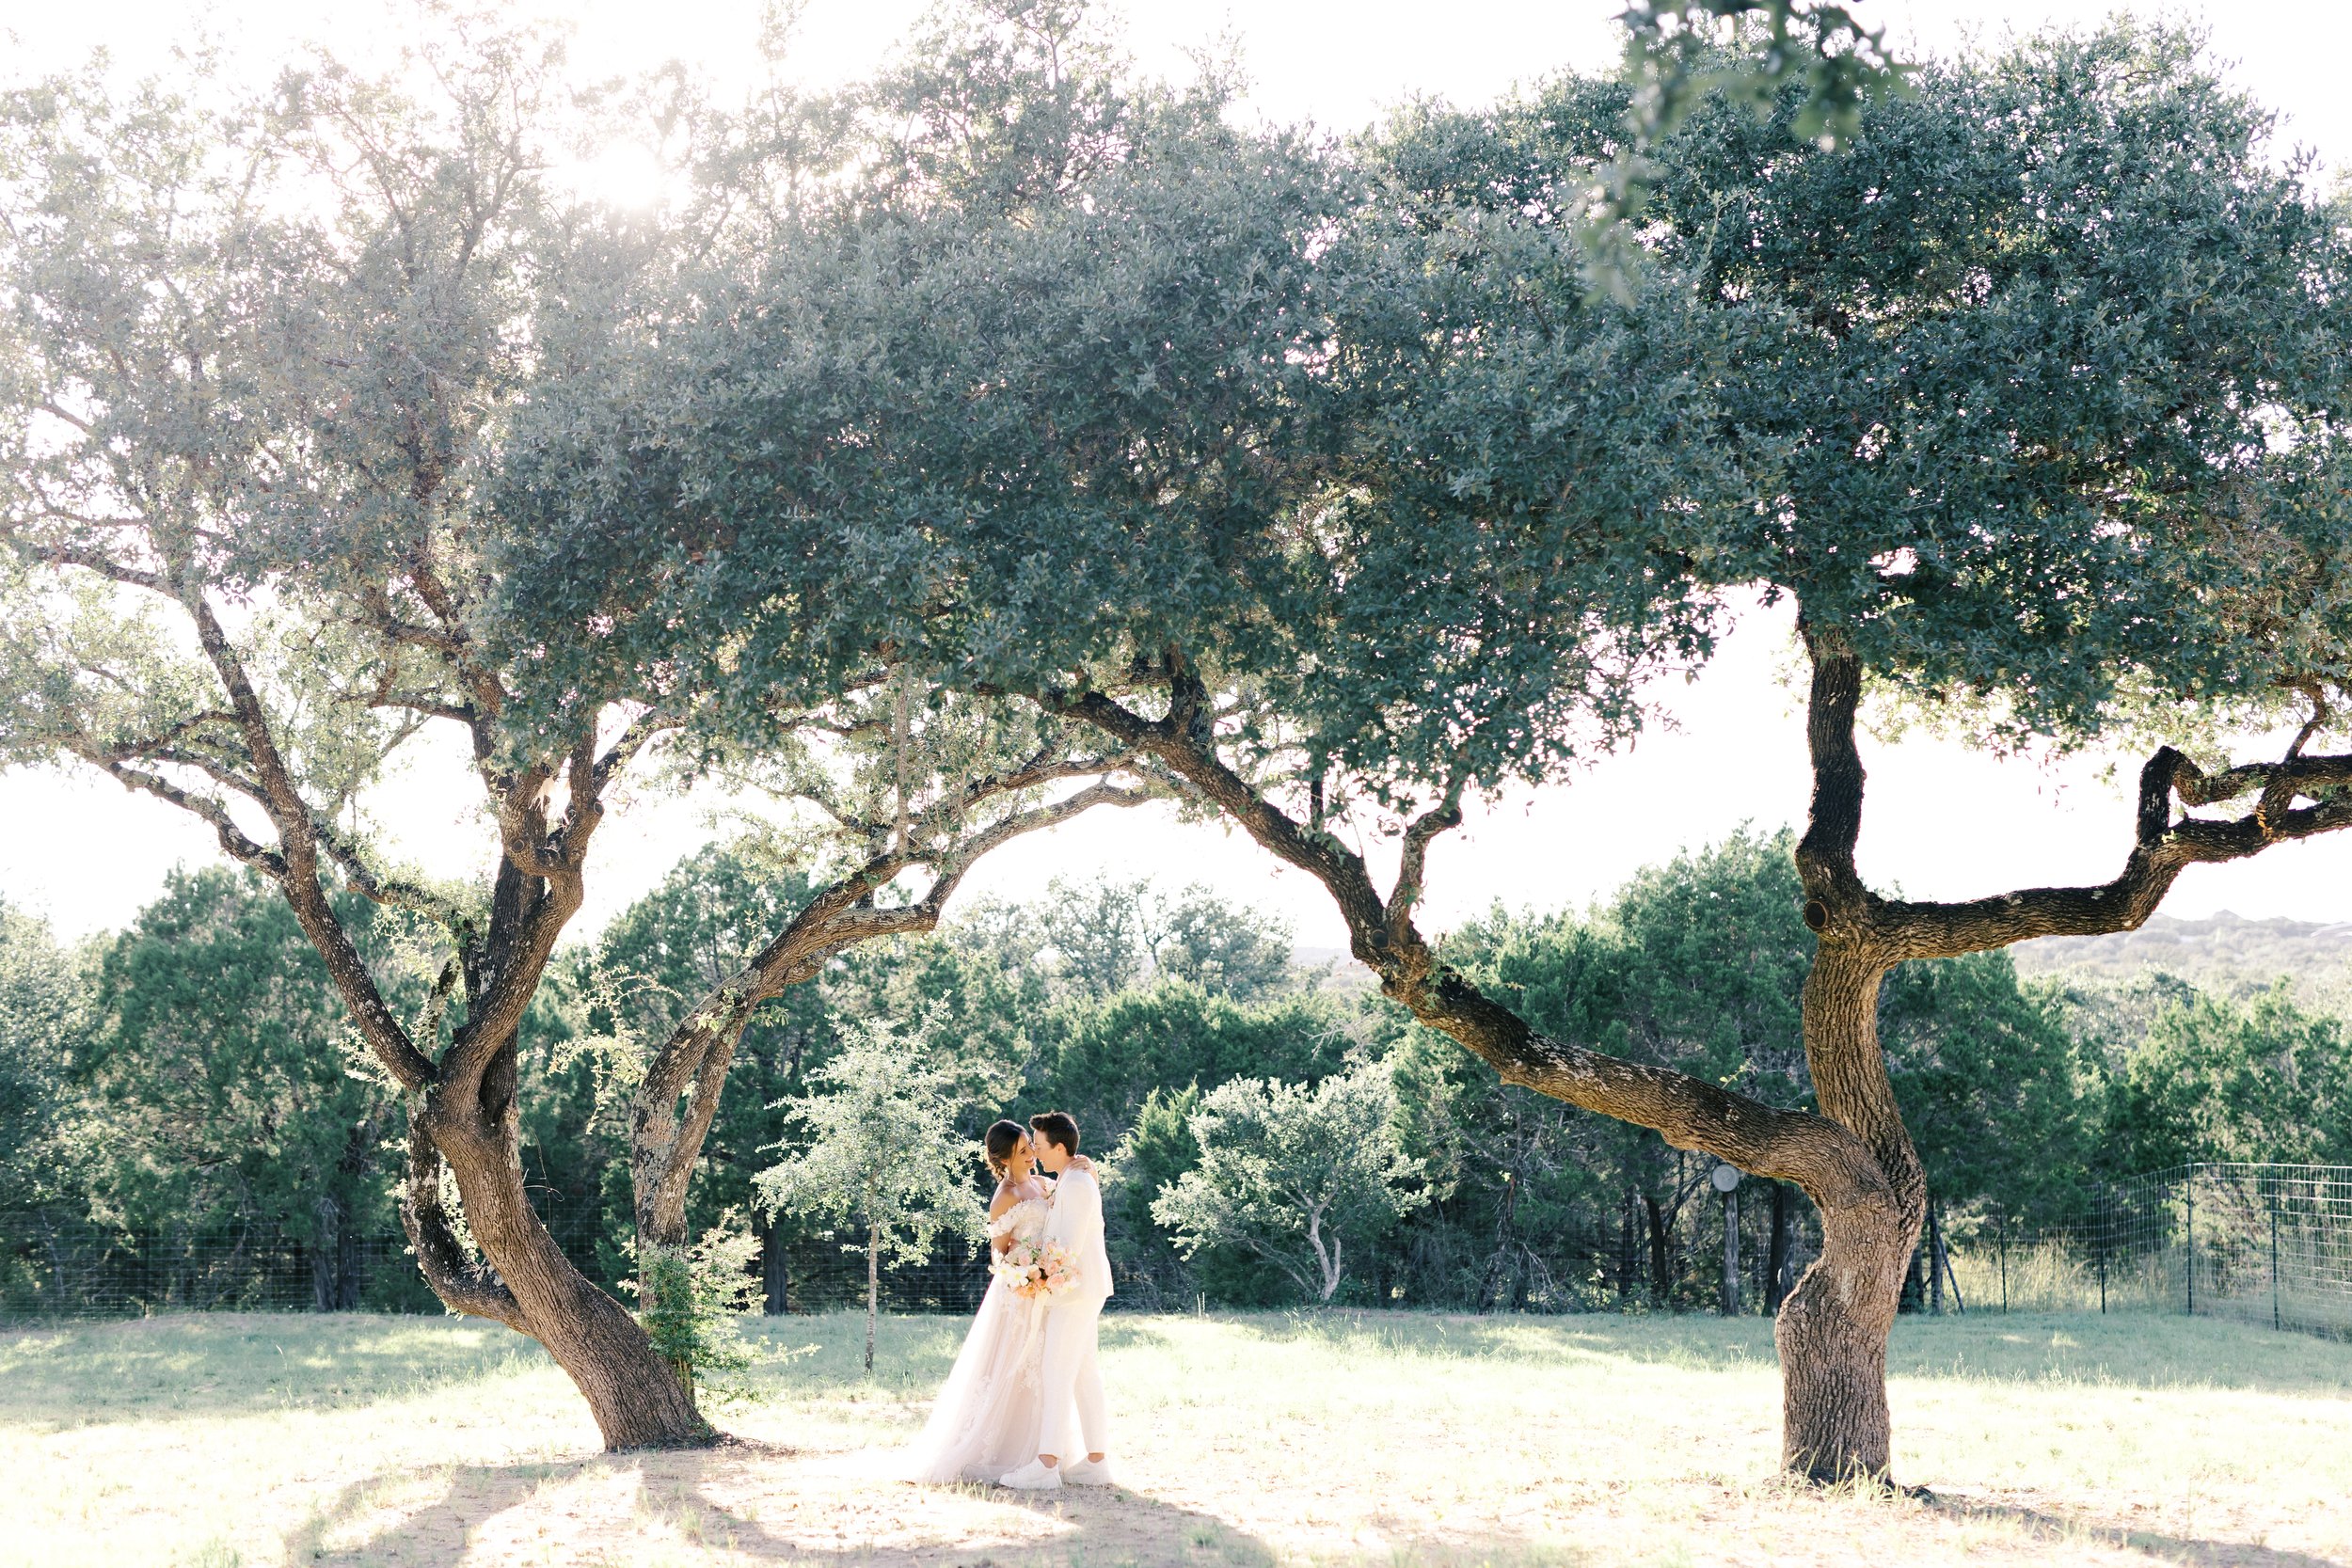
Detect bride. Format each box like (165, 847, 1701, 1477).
(900, 1119, 1082, 1482)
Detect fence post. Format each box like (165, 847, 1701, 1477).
(2185, 1164, 2196, 1319)
(1998, 1212, 2009, 1314)
(2270, 1196, 2280, 1334)
(2097, 1189, 2107, 1315)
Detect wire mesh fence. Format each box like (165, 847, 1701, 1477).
(0, 1216, 994, 1323)
(771, 1232, 992, 1316)
(7, 1163, 2348, 1334)
(1943, 1163, 2352, 1339)
(0, 1220, 438, 1319)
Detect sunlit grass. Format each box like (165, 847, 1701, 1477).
(5, 1307, 2347, 1566)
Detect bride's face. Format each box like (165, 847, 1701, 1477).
(1005, 1134, 1036, 1180)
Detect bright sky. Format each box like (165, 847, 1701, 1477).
(8, 1, 2352, 947)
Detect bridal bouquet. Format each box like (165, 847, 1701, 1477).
(991, 1239, 1081, 1300)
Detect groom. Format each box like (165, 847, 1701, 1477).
(1002, 1110, 1113, 1490)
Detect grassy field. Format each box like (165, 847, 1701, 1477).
(4, 1308, 2348, 1568)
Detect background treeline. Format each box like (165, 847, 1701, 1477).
(7, 828, 2350, 1316)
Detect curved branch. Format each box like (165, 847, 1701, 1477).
(444, 719, 662, 1101)
(1033, 683, 1893, 1215)
(13, 536, 169, 594)
(628, 776, 1151, 1250)
(1875, 775, 2352, 961)
(927, 778, 1149, 896)
(2282, 679, 2332, 761)
(1794, 627, 1868, 932)
(1390, 781, 1467, 948)
(84, 751, 286, 876)
(310, 816, 465, 923)
(2170, 750, 2352, 811)
(172, 574, 437, 1089)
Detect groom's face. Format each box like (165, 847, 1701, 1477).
(1033, 1134, 1070, 1174)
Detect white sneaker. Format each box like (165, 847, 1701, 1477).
(1061, 1456, 1114, 1486)
(999, 1459, 1062, 1490)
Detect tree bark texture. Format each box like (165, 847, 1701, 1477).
(408, 1030, 712, 1449)
(1772, 946, 1915, 1480)
(1778, 641, 1925, 1479)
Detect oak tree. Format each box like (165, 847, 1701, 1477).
(0, 33, 750, 1444)
(1632, 22, 2352, 1473)
(482, 4, 2352, 1482)
(0, 17, 1149, 1439)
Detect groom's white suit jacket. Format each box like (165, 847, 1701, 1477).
(1042, 1167, 1113, 1307)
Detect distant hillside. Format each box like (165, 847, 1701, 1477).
(1292, 945, 1377, 991)
(2011, 911, 2352, 1001)
(1301, 915, 2352, 1006)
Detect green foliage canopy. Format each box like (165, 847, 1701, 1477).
(1639, 23, 2352, 736)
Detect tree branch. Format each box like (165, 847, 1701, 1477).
(1790, 650, 2352, 963)
(1032, 683, 1895, 1214)
(1794, 626, 1868, 935)
(628, 775, 1149, 1247)
(1390, 781, 1467, 949)
(83, 751, 287, 876)
(443, 715, 659, 1101)
(172, 569, 437, 1090)
(1874, 769, 2352, 961)
(310, 816, 465, 922)
(16, 537, 169, 594)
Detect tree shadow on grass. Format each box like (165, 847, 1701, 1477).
(1928, 1494, 2352, 1568)
(1173, 1308, 2352, 1398)
(0, 1312, 558, 1433)
(286, 1443, 1292, 1568)
(276, 1443, 2351, 1568)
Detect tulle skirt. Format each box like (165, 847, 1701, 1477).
(898, 1275, 1049, 1482)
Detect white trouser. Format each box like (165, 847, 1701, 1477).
(1037, 1296, 1110, 1462)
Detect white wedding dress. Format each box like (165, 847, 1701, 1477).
(900, 1189, 1053, 1482)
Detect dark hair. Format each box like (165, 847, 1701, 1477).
(983, 1119, 1027, 1180)
(1028, 1110, 1080, 1154)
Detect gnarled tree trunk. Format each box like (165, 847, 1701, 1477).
(1771, 946, 1920, 1479)
(410, 1030, 710, 1450)
(1777, 641, 1925, 1480)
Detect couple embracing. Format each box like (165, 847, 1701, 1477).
(902, 1111, 1115, 1490)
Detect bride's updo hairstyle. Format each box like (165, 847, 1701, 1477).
(982, 1119, 1027, 1180)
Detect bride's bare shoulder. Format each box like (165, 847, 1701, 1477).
(987, 1180, 1017, 1217)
